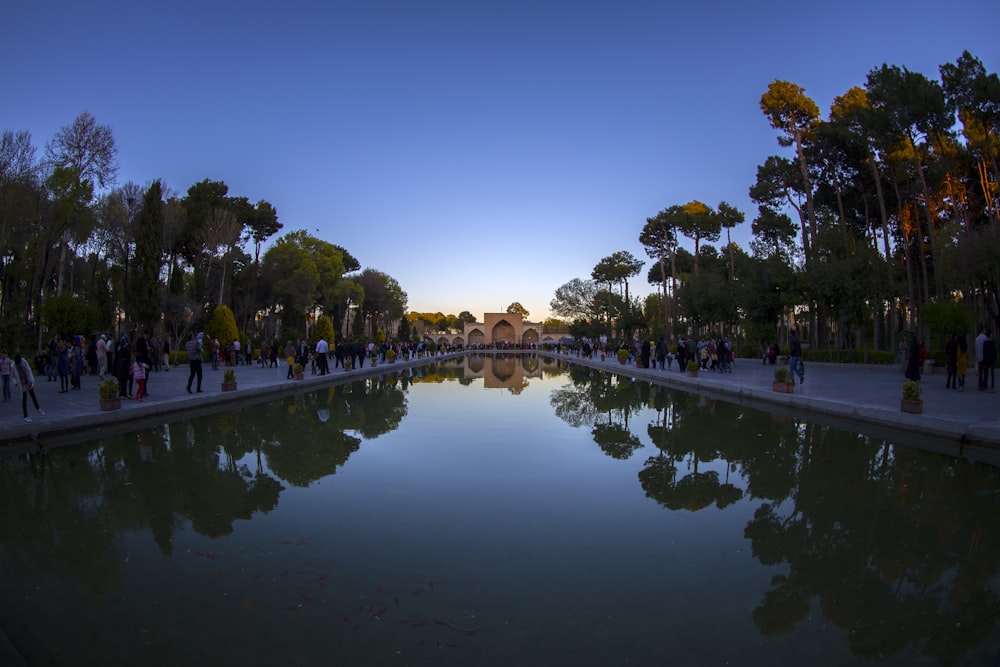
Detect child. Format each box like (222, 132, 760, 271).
(131, 357, 150, 401)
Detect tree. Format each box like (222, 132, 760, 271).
(641, 206, 683, 335)
(312, 314, 335, 345)
(592, 251, 644, 302)
(506, 302, 529, 317)
(205, 304, 239, 348)
(676, 201, 721, 272)
(550, 278, 600, 322)
(43, 112, 118, 191)
(760, 81, 820, 259)
(717, 201, 745, 279)
(128, 181, 165, 331)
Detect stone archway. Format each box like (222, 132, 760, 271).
(468, 329, 484, 347)
(492, 320, 515, 345)
(521, 329, 539, 346)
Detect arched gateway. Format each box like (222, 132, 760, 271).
(462, 313, 542, 348)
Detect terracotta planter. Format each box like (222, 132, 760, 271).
(900, 399, 923, 414)
(772, 381, 795, 393)
(100, 397, 121, 411)
(222, 382, 237, 392)
(688, 370, 698, 378)
(294, 373, 304, 380)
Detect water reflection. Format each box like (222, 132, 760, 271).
(549, 364, 1000, 664)
(2, 356, 998, 666)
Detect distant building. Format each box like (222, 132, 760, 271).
(424, 312, 568, 348)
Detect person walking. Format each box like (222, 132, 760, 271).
(789, 329, 805, 384)
(12, 352, 44, 423)
(185, 332, 203, 393)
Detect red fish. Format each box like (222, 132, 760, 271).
(342, 614, 352, 624)
(299, 593, 313, 602)
(465, 630, 476, 637)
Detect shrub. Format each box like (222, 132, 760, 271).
(686, 360, 699, 372)
(774, 367, 791, 382)
(98, 378, 119, 400)
(902, 380, 922, 401)
(223, 368, 236, 384)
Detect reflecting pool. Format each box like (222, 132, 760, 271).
(2, 355, 999, 666)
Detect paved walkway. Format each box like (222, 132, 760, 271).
(563, 352, 1000, 464)
(2, 352, 998, 464)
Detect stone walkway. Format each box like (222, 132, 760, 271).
(1, 351, 998, 463)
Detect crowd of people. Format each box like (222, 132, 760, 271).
(3, 325, 997, 426)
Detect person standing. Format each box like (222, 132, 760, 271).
(185, 332, 203, 393)
(945, 333, 958, 390)
(96, 334, 108, 378)
(131, 356, 149, 401)
(0, 349, 12, 402)
(12, 352, 44, 423)
(956, 334, 970, 392)
(315, 336, 329, 375)
(983, 330, 996, 392)
(789, 329, 804, 384)
(116, 334, 132, 398)
(905, 332, 922, 382)
(975, 326, 989, 391)
(284, 339, 296, 379)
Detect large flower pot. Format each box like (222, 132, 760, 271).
(900, 399, 923, 414)
(772, 381, 795, 393)
(100, 397, 121, 411)
(222, 382, 237, 392)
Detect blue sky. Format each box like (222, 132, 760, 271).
(4, 1, 997, 321)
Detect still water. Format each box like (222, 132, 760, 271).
(2, 355, 999, 666)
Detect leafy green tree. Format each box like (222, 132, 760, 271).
(312, 314, 335, 345)
(128, 181, 165, 330)
(760, 80, 820, 259)
(205, 304, 239, 348)
(506, 302, 529, 317)
(676, 201, 721, 272)
(550, 278, 600, 323)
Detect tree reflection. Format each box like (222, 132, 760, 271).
(552, 369, 1000, 663)
(549, 366, 647, 459)
(0, 373, 414, 599)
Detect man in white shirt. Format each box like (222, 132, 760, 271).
(315, 337, 330, 375)
(976, 326, 988, 390)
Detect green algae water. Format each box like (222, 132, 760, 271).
(2, 355, 998, 666)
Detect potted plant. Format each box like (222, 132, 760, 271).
(293, 362, 304, 380)
(686, 360, 699, 377)
(901, 380, 923, 413)
(99, 378, 121, 411)
(222, 368, 237, 392)
(617, 349, 629, 365)
(386, 349, 397, 363)
(773, 367, 795, 393)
